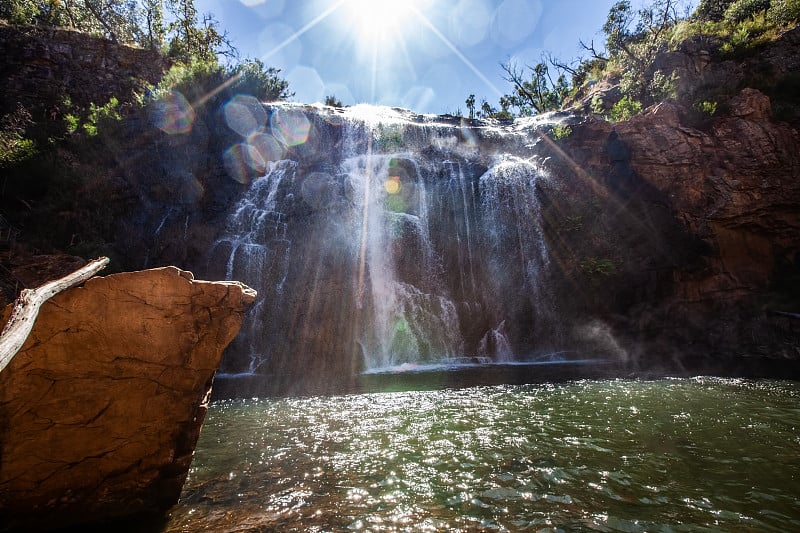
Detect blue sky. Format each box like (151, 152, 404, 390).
(196, 0, 622, 114)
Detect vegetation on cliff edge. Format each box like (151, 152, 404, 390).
(468, 0, 800, 120)
(0, 0, 292, 295)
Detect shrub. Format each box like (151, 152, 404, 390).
(724, 0, 771, 24)
(0, 105, 36, 167)
(694, 0, 737, 21)
(551, 124, 572, 140)
(767, 0, 800, 24)
(325, 95, 344, 107)
(580, 258, 617, 276)
(63, 97, 122, 137)
(648, 70, 678, 102)
(609, 96, 643, 121)
(144, 59, 223, 104)
(591, 94, 606, 115)
(0, 135, 36, 167)
(695, 100, 718, 115)
(144, 57, 291, 108)
(228, 58, 293, 102)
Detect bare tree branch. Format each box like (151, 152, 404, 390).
(579, 39, 608, 62)
(0, 257, 110, 374)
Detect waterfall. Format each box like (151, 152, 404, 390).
(211, 160, 294, 374)
(211, 104, 561, 380)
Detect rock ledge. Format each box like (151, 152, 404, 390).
(0, 266, 256, 530)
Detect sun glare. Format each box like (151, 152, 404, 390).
(344, 0, 423, 44)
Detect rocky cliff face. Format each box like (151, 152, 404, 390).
(540, 89, 800, 370)
(1, 22, 797, 395)
(0, 266, 256, 530)
(0, 22, 167, 117)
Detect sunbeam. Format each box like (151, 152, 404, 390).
(407, 5, 506, 101)
(260, 0, 347, 62)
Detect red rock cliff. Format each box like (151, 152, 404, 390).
(0, 266, 256, 530)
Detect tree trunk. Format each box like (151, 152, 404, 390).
(0, 257, 109, 374)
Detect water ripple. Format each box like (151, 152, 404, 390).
(164, 379, 800, 532)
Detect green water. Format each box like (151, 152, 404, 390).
(163, 378, 800, 532)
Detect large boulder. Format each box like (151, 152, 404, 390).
(0, 266, 256, 530)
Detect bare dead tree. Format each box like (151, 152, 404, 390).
(0, 257, 109, 374)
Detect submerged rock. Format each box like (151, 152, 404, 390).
(0, 266, 256, 530)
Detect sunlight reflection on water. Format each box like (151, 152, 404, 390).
(163, 378, 800, 532)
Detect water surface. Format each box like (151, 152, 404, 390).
(164, 378, 800, 532)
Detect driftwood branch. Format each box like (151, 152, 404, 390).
(0, 257, 109, 373)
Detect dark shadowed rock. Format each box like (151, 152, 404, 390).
(0, 267, 256, 530)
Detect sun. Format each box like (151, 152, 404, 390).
(343, 0, 425, 46)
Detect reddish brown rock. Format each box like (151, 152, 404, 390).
(0, 266, 256, 530)
(543, 87, 800, 365)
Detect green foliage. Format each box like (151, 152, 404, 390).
(648, 70, 678, 101)
(0, 136, 36, 167)
(767, 0, 800, 24)
(1, 0, 235, 63)
(591, 94, 606, 115)
(550, 124, 573, 140)
(470, 99, 513, 120)
(0, 105, 36, 167)
(610, 96, 643, 121)
(166, 0, 234, 63)
(500, 62, 569, 116)
(229, 59, 293, 102)
(580, 257, 617, 276)
(1, 0, 142, 42)
(63, 113, 80, 135)
(602, 0, 683, 104)
(145, 58, 217, 103)
(140, 0, 166, 49)
(724, 0, 771, 24)
(718, 13, 778, 55)
(376, 126, 403, 151)
(63, 97, 122, 138)
(144, 57, 291, 109)
(695, 99, 718, 115)
(693, 0, 736, 20)
(0, 0, 40, 24)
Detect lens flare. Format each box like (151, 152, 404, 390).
(270, 108, 311, 147)
(224, 143, 266, 184)
(151, 90, 195, 135)
(460, 119, 478, 147)
(248, 132, 285, 163)
(224, 95, 267, 138)
(384, 176, 401, 195)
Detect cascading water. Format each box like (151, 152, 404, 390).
(210, 104, 568, 389)
(342, 151, 463, 368)
(210, 161, 294, 374)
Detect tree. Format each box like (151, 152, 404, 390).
(600, 0, 683, 103)
(324, 95, 343, 107)
(723, 0, 772, 23)
(140, 0, 166, 50)
(693, 0, 737, 20)
(0, 0, 40, 24)
(230, 59, 293, 102)
(166, 0, 234, 62)
(500, 61, 569, 116)
(465, 94, 476, 119)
